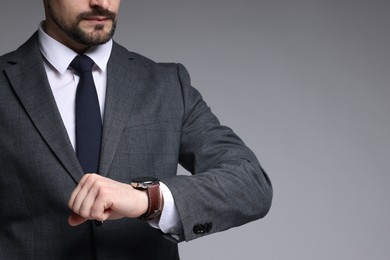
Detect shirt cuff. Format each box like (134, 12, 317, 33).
(147, 181, 183, 237)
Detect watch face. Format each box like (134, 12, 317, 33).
(132, 177, 158, 184)
(131, 177, 159, 189)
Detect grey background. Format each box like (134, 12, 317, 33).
(1, 1, 389, 259)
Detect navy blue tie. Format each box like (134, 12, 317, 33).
(71, 55, 102, 173)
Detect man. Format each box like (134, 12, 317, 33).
(0, 0, 272, 259)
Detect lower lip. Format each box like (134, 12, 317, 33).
(84, 18, 110, 24)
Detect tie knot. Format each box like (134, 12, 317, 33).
(70, 55, 95, 74)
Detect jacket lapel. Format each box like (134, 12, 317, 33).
(98, 43, 144, 176)
(4, 33, 84, 183)
(5, 35, 147, 180)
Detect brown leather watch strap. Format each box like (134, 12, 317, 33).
(140, 184, 163, 220)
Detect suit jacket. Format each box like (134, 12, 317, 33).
(0, 32, 272, 259)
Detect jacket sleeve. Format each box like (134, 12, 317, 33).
(162, 63, 273, 242)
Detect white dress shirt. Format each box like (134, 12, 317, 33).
(37, 23, 182, 236)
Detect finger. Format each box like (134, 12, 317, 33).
(70, 175, 103, 216)
(68, 212, 88, 226)
(68, 173, 93, 209)
(77, 180, 102, 219)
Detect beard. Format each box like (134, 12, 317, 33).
(49, 8, 117, 46)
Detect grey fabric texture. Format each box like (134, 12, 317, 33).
(0, 32, 272, 259)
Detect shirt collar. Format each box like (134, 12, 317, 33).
(38, 22, 112, 74)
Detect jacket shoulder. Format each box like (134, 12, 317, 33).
(0, 32, 40, 69)
(111, 41, 180, 72)
(0, 49, 20, 68)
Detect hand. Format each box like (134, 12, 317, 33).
(67, 173, 148, 226)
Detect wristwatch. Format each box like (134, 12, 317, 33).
(130, 177, 163, 220)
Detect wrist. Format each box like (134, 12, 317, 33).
(130, 177, 163, 220)
(134, 188, 149, 218)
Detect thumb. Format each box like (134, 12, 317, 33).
(68, 212, 87, 226)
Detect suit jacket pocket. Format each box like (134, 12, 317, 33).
(121, 118, 181, 156)
(129, 118, 181, 132)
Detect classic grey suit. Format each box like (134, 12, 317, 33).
(0, 32, 272, 259)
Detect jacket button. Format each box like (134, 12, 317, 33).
(193, 222, 213, 234)
(193, 224, 205, 234)
(205, 222, 213, 232)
